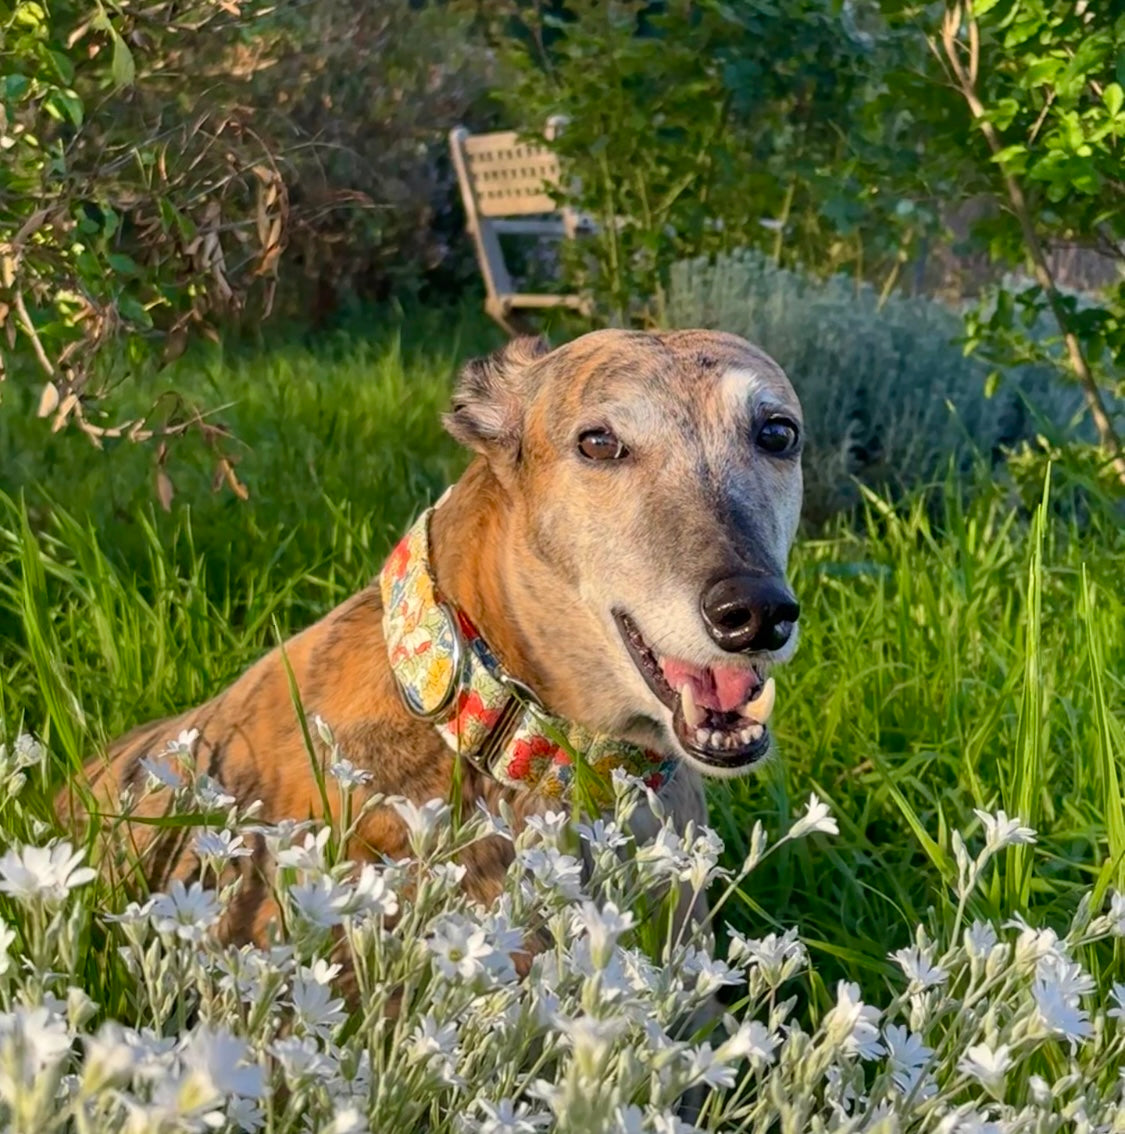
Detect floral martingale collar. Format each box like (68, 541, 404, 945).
(379, 500, 678, 803)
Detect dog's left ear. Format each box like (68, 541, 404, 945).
(444, 336, 551, 458)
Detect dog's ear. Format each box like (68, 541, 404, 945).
(443, 336, 551, 456)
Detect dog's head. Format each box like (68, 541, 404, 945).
(445, 329, 803, 778)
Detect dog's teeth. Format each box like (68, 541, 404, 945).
(740, 676, 776, 725)
(739, 727, 754, 745)
(748, 723, 764, 741)
(710, 730, 724, 748)
(695, 728, 710, 745)
(680, 684, 705, 729)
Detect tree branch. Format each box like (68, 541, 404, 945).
(940, 3, 1125, 487)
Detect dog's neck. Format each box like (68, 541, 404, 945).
(382, 460, 677, 800)
(428, 460, 554, 704)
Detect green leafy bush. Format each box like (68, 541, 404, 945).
(483, 0, 898, 323)
(665, 251, 1084, 523)
(869, 0, 1125, 486)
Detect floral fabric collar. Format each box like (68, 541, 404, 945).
(379, 504, 677, 803)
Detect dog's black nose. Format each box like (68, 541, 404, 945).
(700, 575, 799, 654)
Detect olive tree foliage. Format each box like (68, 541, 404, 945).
(0, 0, 289, 493)
(1, 0, 494, 500)
(872, 0, 1125, 488)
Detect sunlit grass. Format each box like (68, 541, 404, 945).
(1, 316, 1122, 1008)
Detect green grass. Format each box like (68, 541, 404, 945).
(1, 312, 1122, 1000)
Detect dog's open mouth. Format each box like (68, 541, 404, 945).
(613, 610, 774, 771)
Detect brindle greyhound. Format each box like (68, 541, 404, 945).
(59, 329, 803, 945)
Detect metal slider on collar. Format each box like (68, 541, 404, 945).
(471, 673, 547, 780)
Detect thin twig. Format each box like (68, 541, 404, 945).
(13, 290, 56, 379)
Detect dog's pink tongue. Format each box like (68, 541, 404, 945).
(662, 659, 759, 713)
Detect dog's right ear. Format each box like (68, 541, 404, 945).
(443, 336, 550, 457)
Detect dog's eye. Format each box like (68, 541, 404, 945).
(756, 417, 800, 456)
(578, 428, 629, 461)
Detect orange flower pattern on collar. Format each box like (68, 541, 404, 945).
(379, 508, 677, 803)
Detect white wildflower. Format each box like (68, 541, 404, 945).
(520, 846, 584, 901)
(892, 943, 948, 989)
(685, 1042, 739, 1089)
(473, 1097, 550, 1134)
(193, 828, 251, 864)
(192, 774, 236, 810)
(718, 1019, 779, 1068)
(788, 791, 839, 839)
(389, 797, 450, 851)
(651, 1115, 699, 1134)
(0, 921, 14, 976)
(1006, 914, 1067, 968)
(227, 1096, 266, 1132)
(884, 1023, 933, 1095)
(634, 824, 689, 880)
(576, 817, 630, 851)
(180, 1027, 264, 1099)
(524, 810, 570, 842)
(427, 914, 496, 981)
(167, 727, 200, 757)
(312, 714, 335, 747)
(575, 900, 634, 969)
(139, 755, 184, 792)
(81, 1022, 136, 1092)
(350, 864, 399, 920)
(1027, 1074, 1053, 1106)
(0, 839, 95, 905)
(1108, 982, 1125, 1023)
(682, 947, 741, 998)
(614, 1105, 645, 1134)
(149, 881, 221, 943)
(409, 1014, 462, 1087)
(290, 974, 347, 1039)
(428, 861, 467, 890)
(275, 827, 332, 874)
(560, 1014, 627, 1074)
(289, 876, 351, 930)
(1032, 976, 1093, 1043)
(0, 1005, 72, 1091)
(1036, 953, 1095, 1000)
(728, 926, 807, 984)
(936, 1110, 1005, 1134)
(974, 808, 1036, 851)
(271, 1035, 336, 1080)
(1105, 891, 1125, 936)
(324, 1104, 368, 1134)
(958, 1042, 1012, 1092)
(329, 759, 372, 789)
(964, 920, 999, 958)
(825, 981, 883, 1060)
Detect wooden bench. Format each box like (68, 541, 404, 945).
(450, 117, 594, 332)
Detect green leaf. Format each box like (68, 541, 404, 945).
(984, 370, 1001, 398)
(106, 253, 140, 278)
(3, 74, 30, 101)
(47, 50, 75, 86)
(1104, 83, 1123, 118)
(110, 29, 135, 90)
(117, 294, 152, 328)
(42, 89, 83, 127)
